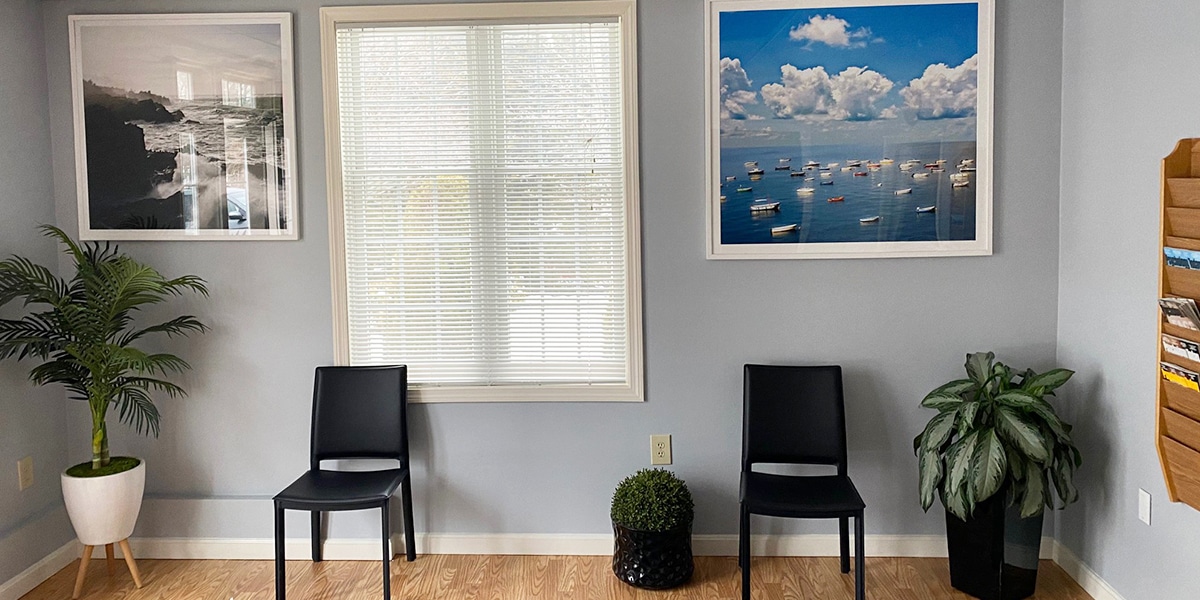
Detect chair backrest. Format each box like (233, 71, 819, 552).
(310, 365, 409, 469)
(742, 364, 848, 474)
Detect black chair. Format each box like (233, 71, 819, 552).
(739, 364, 865, 600)
(273, 366, 416, 600)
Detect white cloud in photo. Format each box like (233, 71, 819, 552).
(828, 66, 894, 121)
(900, 54, 978, 120)
(788, 15, 875, 49)
(760, 64, 895, 121)
(719, 57, 760, 120)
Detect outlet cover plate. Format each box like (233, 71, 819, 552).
(17, 456, 33, 491)
(651, 434, 672, 465)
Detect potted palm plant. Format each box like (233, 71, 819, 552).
(610, 468, 695, 589)
(913, 352, 1081, 600)
(0, 226, 206, 554)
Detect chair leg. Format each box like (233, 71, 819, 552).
(739, 505, 750, 600)
(117, 539, 143, 588)
(401, 475, 416, 562)
(105, 543, 115, 575)
(855, 513, 865, 600)
(275, 503, 286, 600)
(382, 500, 392, 600)
(839, 516, 850, 573)
(311, 511, 323, 562)
(72, 545, 93, 599)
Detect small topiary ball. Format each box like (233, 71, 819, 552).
(610, 468, 695, 531)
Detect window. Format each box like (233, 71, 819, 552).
(321, 1, 642, 402)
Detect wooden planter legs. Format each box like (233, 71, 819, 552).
(72, 539, 143, 599)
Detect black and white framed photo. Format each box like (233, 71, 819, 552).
(69, 13, 297, 240)
(706, 0, 994, 259)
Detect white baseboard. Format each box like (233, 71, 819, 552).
(3, 534, 1122, 600)
(1049, 540, 1126, 600)
(0, 540, 79, 600)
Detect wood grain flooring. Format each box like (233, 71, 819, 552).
(21, 555, 1092, 599)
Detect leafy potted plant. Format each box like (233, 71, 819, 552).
(610, 468, 695, 589)
(913, 352, 1081, 600)
(0, 226, 206, 556)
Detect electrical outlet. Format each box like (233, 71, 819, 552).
(1138, 489, 1152, 525)
(17, 456, 33, 491)
(650, 434, 672, 465)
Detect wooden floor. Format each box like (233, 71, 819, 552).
(23, 555, 1092, 599)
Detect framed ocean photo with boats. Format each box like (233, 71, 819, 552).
(69, 13, 297, 240)
(705, 0, 994, 259)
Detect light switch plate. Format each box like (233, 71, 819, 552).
(1138, 488, 1152, 525)
(17, 456, 33, 491)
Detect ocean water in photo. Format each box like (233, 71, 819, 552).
(718, 142, 977, 246)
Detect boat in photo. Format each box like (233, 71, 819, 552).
(775, 165, 792, 171)
(736, 186, 752, 192)
(925, 163, 939, 169)
(960, 158, 975, 166)
(827, 162, 840, 168)
(880, 158, 895, 164)
(805, 177, 815, 181)
(827, 196, 845, 203)
(894, 188, 913, 195)
(820, 180, 835, 186)
(796, 187, 816, 195)
(916, 206, 936, 213)
(853, 172, 869, 177)
(912, 172, 931, 179)
(959, 166, 977, 173)
(842, 166, 856, 172)
(820, 172, 833, 178)
(859, 215, 880, 223)
(750, 201, 781, 212)
(804, 160, 820, 168)
(791, 171, 806, 177)
(936, 159, 947, 164)
(744, 161, 758, 168)
(930, 167, 946, 173)
(771, 224, 798, 235)
(953, 181, 970, 188)
(720, 195, 727, 202)
(725, 175, 736, 182)
(949, 173, 969, 182)
(748, 167, 765, 176)
(867, 163, 882, 170)
(899, 163, 915, 171)
(846, 159, 863, 167)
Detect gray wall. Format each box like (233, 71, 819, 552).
(1057, 1, 1200, 597)
(0, 0, 74, 584)
(38, 0, 1064, 541)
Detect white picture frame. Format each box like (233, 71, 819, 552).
(69, 13, 298, 241)
(705, 0, 994, 259)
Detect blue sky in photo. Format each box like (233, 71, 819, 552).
(718, 2, 981, 146)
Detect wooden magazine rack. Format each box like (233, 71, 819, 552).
(1158, 138, 1200, 510)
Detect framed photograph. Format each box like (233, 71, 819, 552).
(69, 13, 297, 240)
(705, 0, 993, 259)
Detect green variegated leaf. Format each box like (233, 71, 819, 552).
(994, 389, 1039, 409)
(946, 432, 981, 494)
(957, 401, 981, 435)
(1019, 469, 1047, 517)
(995, 407, 1050, 463)
(918, 450, 943, 511)
(1024, 368, 1075, 393)
(972, 429, 1007, 502)
(920, 410, 958, 452)
(928, 379, 977, 398)
(965, 352, 995, 385)
(922, 393, 966, 411)
(943, 485, 970, 521)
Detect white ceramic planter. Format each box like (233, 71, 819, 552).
(61, 460, 145, 546)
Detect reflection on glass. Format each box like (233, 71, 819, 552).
(178, 132, 198, 229)
(221, 79, 256, 108)
(176, 71, 194, 101)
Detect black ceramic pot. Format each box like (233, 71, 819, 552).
(611, 521, 694, 589)
(945, 495, 1044, 600)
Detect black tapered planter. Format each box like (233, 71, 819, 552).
(946, 495, 1044, 600)
(611, 521, 694, 589)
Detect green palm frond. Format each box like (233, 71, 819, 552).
(0, 225, 207, 469)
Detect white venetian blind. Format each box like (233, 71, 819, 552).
(334, 18, 632, 391)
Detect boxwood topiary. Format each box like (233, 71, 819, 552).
(610, 468, 694, 532)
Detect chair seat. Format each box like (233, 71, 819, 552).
(741, 472, 865, 518)
(274, 468, 408, 511)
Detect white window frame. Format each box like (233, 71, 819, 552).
(320, 1, 643, 403)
